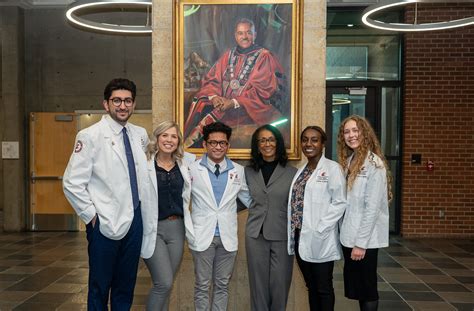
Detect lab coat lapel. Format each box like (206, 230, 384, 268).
(218, 167, 238, 208)
(178, 161, 191, 187)
(101, 119, 128, 170)
(112, 136, 128, 169)
(148, 157, 158, 197)
(197, 163, 219, 210)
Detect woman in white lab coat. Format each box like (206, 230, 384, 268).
(141, 121, 195, 311)
(287, 126, 346, 311)
(337, 115, 392, 311)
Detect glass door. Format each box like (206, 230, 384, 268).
(325, 87, 377, 161)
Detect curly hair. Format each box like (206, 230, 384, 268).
(146, 121, 184, 162)
(336, 115, 393, 202)
(249, 124, 287, 171)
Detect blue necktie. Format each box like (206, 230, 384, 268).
(122, 127, 139, 209)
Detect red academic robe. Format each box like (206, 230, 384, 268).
(184, 45, 286, 143)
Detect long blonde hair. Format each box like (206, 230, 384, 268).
(146, 121, 184, 162)
(336, 115, 393, 202)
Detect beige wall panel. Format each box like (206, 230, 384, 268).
(152, 14, 174, 121)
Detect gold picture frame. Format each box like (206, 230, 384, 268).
(175, 0, 302, 159)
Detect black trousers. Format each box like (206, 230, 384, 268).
(295, 229, 335, 311)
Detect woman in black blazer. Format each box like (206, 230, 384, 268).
(245, 124, 297, 311)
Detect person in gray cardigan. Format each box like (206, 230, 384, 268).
(245, 124, 297, 311)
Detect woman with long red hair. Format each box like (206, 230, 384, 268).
(337, 115, 392, 311)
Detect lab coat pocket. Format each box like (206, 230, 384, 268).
(312, 228, 337, 260)
(192, 214, 207, 235)
(315, 225, 332, 240)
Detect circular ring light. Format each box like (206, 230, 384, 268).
(66, 0, 152, 34)
(362, 0, 474, 32)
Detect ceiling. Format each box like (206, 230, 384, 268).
(1, 0, 380, 9)
(0, 0, 73, 8)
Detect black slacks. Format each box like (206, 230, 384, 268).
(295, 229, 335, 311)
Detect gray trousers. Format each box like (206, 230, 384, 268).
(191, 236, 237, 311)
(144, 218, 184, 311)
(246, 233, 294, 311)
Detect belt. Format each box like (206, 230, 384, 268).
(163, 215, 182, 221)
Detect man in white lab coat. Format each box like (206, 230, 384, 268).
(187, 122, 251, 311)
(63, 78, 152, 310)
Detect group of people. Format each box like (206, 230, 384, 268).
(63, 77, 391, 311)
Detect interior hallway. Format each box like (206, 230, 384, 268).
(0, 231, 472, 310)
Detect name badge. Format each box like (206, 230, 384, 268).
(316, 171, 329, 183)
(357, 166, 368, 178)
(229, 172, 241, 185)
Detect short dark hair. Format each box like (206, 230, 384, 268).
(250, 124, 288, 171)
(202, 122, 232, 141)
(301, 126, 327, 144)
(103, 78, 137, 100)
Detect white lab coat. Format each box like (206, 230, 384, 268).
(287, 155, 347, 263)
(63, 115, 151, 240)
(187, 156, 251, 252)
(140, 152, 196, 259)
(339, 152, 389, 249)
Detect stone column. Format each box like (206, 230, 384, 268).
(152, 0, 326, 309)
(1, 7, 26, 232)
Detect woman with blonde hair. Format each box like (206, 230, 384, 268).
(141, 121, 195, 311)
(337, 115, 392, 311)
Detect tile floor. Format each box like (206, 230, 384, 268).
(0, 232, 472, 310)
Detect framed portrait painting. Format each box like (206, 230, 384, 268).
(175, 0, 302, 159)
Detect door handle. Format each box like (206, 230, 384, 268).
(31, 172, 63, 183)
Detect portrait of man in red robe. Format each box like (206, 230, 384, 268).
(183, 16, 289, 149)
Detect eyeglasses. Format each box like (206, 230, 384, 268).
(206, 140, 229, 147)
(109, 97, 134, 107)
(257, 137, 277, 145)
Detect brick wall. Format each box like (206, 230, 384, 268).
(402, 3, 474, 237)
